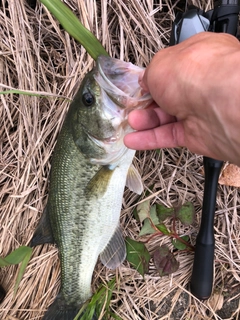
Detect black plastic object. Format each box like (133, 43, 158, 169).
(169, 0, 240, 300)
(210, 0, 240, 35)
(169, 6, 210, 46)
(0, 285, 6, 303)
(190, 157, 223, 299)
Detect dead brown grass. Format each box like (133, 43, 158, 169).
(0, 0, 240, 319)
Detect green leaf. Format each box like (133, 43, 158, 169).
(39, 0, 109, 60)
(176, 202, 195, 226)
(156, 204, 174, 221)
(139, 219, 155, 236)
(14, 247, 32, 295)
(0, 246, 32, 267)
(125, 237, 150, 277)
(133, 206, 140, 222)
(172, 236, 189, 250)
(0, 89, 70, 101)
(75, 278, 117, 320)
(153, 245, 179, 277)
(136, 200, 150, 223)
(150, 205, 159, 224)
(139, 205, 159, 236)
(156, 223, 170, 235)
(0, 246, 33, 295)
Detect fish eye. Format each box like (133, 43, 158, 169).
(82, 92, 95, 107)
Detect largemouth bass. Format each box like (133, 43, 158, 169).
(31, 56, 152, 320)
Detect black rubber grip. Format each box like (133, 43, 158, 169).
(190, 157, 223, 299)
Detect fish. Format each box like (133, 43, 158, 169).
(0, 285, 6, 303)
(31, 56, 152, 320)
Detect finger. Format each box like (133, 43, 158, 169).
(124, 121, 185, 150)
(138, 70, 149, 92)
(128, 108, 176, 131)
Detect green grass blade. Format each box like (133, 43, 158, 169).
(39, 0, 109, 60)
(0, 246, 33, 295)
(0, 89, 71, 100)
(14, 247, 33, 295)
(0, 246, 32, 267)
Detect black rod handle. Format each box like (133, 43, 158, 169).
(190, 157, 223, 299)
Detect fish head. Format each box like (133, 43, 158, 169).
(70, 56, 152, 167)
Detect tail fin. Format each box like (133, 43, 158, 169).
(42, 294, 79, 320)
(42, 293, 98, 320)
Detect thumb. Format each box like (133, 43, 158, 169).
(138, 70, 149, 93)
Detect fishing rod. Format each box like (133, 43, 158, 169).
(169, 0, 240, 300)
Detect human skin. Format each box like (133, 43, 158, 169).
(124, 32, 240, 166)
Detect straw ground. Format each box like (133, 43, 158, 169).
(0, 0, 240, 319)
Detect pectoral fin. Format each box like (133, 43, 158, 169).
(30, 206, 54, 246)
(100, 225, 126, 270)
(126, 164, 143, 195)
(85, 166, 114, 198)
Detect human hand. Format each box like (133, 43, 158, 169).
(124, 32, 240, 166)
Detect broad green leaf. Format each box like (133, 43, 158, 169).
(133, 206, 140, 221)
(139, 219, 155, 236)
(156, 204, 174, 221)
(39, 0, 109, 60)
(136, 200, 150, 223)
(156, 223, 170, 235)
(125, 237, 150, 277)
(150, 205, 159, 225)
(172, 236, 190, 250)
(139, 205, 159, 236)
(153, 245, 179, 277)
(176, 202, 195, 226)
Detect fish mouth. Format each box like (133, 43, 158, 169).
(84, 127, 120, 146)
(94, 56, 152, 112)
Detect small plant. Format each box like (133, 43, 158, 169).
(75, 278, 122, 320)
(126, 200, 195, 277)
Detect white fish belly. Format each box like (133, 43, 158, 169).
(76, 149, 135, 301)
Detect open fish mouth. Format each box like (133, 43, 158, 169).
(86, 128, 128, 166)
(89, 133, 118, 145)
(94, 55, 152, 112)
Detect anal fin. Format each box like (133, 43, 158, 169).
(100, 225, 126, 270)
(31, 206, 55, 246)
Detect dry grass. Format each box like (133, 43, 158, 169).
(0, 0, 240, 319)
